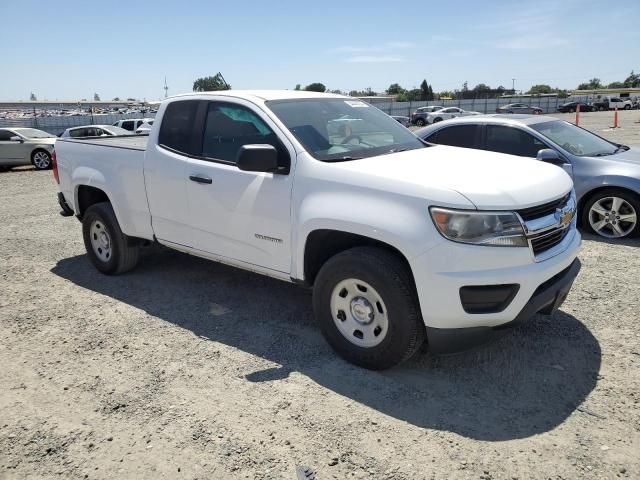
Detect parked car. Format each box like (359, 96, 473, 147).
(557, 102, 593, 113)
(390, 115, 411, 127)
(135, 119, 155, 134)
(496, 103, 543, 114)
(0, 127, 56, 170)
(425, 107, 481, 124)
(410, 106, 444, 126)
(592, 97, 633, 111)
(112, 118, 154, 132)
(416, 114, 640, 239)
(60, 125, 130, 138)
(54, 90, 580, 369)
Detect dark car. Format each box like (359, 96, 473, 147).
(391, 115, 411, 127)
(496, 103, 543, 115)
(557, 102, 593, 113)
(416, 115, 640, 240)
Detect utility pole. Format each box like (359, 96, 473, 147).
(163, 77, 169, 98)
(512, 78, 516, 94)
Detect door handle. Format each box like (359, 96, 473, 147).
(189, 174, 212, 184)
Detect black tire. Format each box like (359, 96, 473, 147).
(569, 108, 575, 113)
(581, 189, 640, 239)
(312, 247, 425, 370)
(415, 118, 426, 127)
(624, 104, 631, 110)
(432, 117, 443, 123)
(0, 166, 12, 172)
(31, 149, 52, 170)
(598, 106, 605, 112)
(82, 202, 140, 274)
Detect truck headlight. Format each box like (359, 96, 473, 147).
(430, 208, 528, 247)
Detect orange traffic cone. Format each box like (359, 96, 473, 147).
(612, 106, 619, 128)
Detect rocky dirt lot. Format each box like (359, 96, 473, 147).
(1, 127, 639, 479)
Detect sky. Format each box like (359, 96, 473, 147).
(1, 0, 639, 101)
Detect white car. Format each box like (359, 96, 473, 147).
(60, 125, 130, 138)
(112, 118, 154, 133)
(54, 90, 580, 369)
(135, 119, 155, 135)
(426, 107, 481, 124)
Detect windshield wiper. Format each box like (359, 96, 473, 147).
(324, 155, 363, 162)
(387, 147, 408, 154)
(614, 145, 630, 153)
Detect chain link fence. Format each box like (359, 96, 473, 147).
(0, 111, 157, 135)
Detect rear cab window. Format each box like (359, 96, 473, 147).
(158, 100, 200, 155)
(426, 125, 480, 149)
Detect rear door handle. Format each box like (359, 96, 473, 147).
(189, 174, 212, 184)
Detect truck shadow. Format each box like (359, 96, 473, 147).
(51, 248, 601, 441)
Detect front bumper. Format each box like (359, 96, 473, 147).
(426, 258, 581, 354)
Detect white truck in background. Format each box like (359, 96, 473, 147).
(53, 90, 581, 369)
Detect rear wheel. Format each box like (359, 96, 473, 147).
(569, 108, 575, 113)
(624, 104, 631, 110)
(31, 150, 51, 170)
(582, 189, 639, 239)
(415, 118, 426, 127)
(313, 247, 425, 370)
(432, 117, 443, 123)
(82, 202, 140, 274)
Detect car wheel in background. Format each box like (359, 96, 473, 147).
(569, 108, 575, 113)
(82, 202, 140, 274)
(313, 246, 425, 370)
(31, 150, 52, 170)
(432, 117, 443, 123)
(598, 106, 605, 111)
(415, 118, 426, 127)
(624, 105, 631, 110)
(582, 189, 640, 239)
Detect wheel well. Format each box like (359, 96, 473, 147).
(76, 186, 110, 218)
(578, 186, 640, 223)
(303, 230, 414, 287)
(30, 148, 50, 161)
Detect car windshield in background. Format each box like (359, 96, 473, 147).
(267, 98, 425, 161)
(530, 120, 617, 157)
(16, 128, 54, 138)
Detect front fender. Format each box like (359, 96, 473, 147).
(293, 190, 444, 281)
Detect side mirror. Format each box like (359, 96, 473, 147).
(237, 144, 280, 173)
(536, 148, 565, 165)
(10, 136, 24, 143)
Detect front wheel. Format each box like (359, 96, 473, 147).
(432, 117, 443, 123)
(624, 104, 631, 110)
(313, 247, 425, 370)
(415, 118, 426, 127)
(31, 150, 52, 170)
(582, 189, 639, 239)
(82, 202, 140, 274)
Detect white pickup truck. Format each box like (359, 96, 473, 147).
(54, 90, 581, 369)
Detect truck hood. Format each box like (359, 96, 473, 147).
(337, 145, 573, 210)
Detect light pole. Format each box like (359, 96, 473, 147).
(512, 78, 516, 94)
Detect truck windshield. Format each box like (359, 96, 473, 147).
(267, 98, 425, 161)
(530, 120, 617, 157)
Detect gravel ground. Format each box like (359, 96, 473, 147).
(1, 124, 639, 479)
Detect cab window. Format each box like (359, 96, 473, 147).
(425, 125, 479, 149)
(485, 125, 546, 157)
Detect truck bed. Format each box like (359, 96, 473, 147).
(57, 135, 148, 151)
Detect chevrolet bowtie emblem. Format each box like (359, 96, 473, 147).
(556, 206, 574, 227)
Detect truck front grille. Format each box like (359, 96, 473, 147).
(530, 228, 569, 255)
(517, 193, 570, 221)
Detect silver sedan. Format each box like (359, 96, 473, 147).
(416, 115, 640, 239)
(0, 127, 56, 170)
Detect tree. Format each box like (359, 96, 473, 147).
(577, 78, 602, 90)
(294, 84, 301, 91)
(193, 72, 231, 92)
(462, 81, 468, 92)
(623, 70, 640, 88)
(386, 83, 405, 95)
(419, 80, 430, 101)
(527, 84, 553, 95)
(94, 93, 100, 101)
(112, 97, 121, 101)
(304, 83, 326, 92)
(607, 81, 625, 89)
(127, 97, 137, 101)
(30, 92, 37, 101)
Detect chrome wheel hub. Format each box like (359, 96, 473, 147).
(33, 151, 50, 169)
(589, 196, 637, 238)
(330, 279, 388, 348)
(90, 220, 112, 262)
